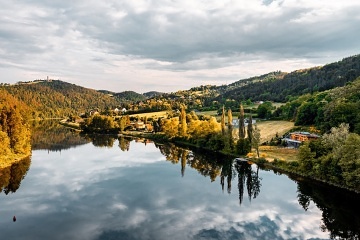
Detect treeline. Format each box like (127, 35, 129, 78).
(215, 54, 360, 103)
(0, 90, 31, 161)
(159, 105, 259, 156)
(1, 80, 121, 118)
(273, 77, 360, 134)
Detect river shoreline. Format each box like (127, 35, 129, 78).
(117, 130, 360, 194)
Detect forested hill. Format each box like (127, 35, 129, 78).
(113, 91, 146, 102)
(1, 80, 121, 118)
(215, 54, 360, 103)
(98, 90, 147, 102)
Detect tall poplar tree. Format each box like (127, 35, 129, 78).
(226, 108, 234, 151)
(221, 106, 226, 135)
(252, 125, 261, 158)
(179, 105, 187, 137)
(247, 115, 253, 144)
(239, 104, 245, 139)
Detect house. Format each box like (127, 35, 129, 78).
(134, 121, 146, 130)
(290, 132, 320, 141)
(283, 131, 320, 148)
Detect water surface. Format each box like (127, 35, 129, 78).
(0, 124, 359, 240)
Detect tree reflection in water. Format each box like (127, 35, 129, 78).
(118, 136, 131, 151)
(31, 120, 90, 151)
(0, 156, 31, 195)
(235, 161, 262, 206)
(27, 130, 360, 240)
(155, 143, 262, 205)
(154, 142, 360, 239)
(294, 176, 360, 240)
(84, 135, 116, 147)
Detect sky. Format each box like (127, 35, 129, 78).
(0, 0, 359, 93)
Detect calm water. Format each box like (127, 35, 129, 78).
(0, 123, 359, 240)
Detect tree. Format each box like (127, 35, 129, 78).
(257, 101, 273, 119)
(0, 106, 31, 155)
(295, 101, 318, 126)
(236, 138, 251, 155)
(252, 125, 261, 158)
(224, 108, 234, 152)
(163, 117, 179, 138)
(179, 105, 187, 137)
(221, 106, 226, 135)
(119, 117, 127, 131)
(82, 115, 116, 133)
(239, 104, 245, 139)
(298, 141, 316, 171)
(322, 123, 350, 158)
(0, 130, 11, 156)
(247, 115, 253, 144)
(338, 133, 360, 191)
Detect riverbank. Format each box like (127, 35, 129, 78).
(62, 122, 359, 194)
(118, 130, 360, 194)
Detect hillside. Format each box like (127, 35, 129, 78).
(1, 54, 360, 119)
(1, 80, 121, 118)
(213, 54, 360, 103)
(143, 91, 164, 98)
(113, 91, 146, 102)
(98, 90, 147, 102)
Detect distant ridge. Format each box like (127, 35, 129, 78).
(214, 54, 360, 102)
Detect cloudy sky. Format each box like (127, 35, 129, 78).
(1, 0, 359, 93)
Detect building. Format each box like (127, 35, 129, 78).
(283, 131, 320, 148)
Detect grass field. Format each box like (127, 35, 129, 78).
(128, 111, 169, 119)
(254, 146, 298, 162)
(256, 120, 294, 143)
(251, 120, 297, 162)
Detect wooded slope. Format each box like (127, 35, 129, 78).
(1, 80, 121, 118)
(215, 54, 360, 103)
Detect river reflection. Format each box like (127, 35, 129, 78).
(30, 120, 90, 151)
(0, 129, 359, 240)
(0, 157, 31, 194)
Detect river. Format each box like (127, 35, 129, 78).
(0, 121, 359, 240)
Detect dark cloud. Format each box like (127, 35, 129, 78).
(0, 0, 359, 91)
